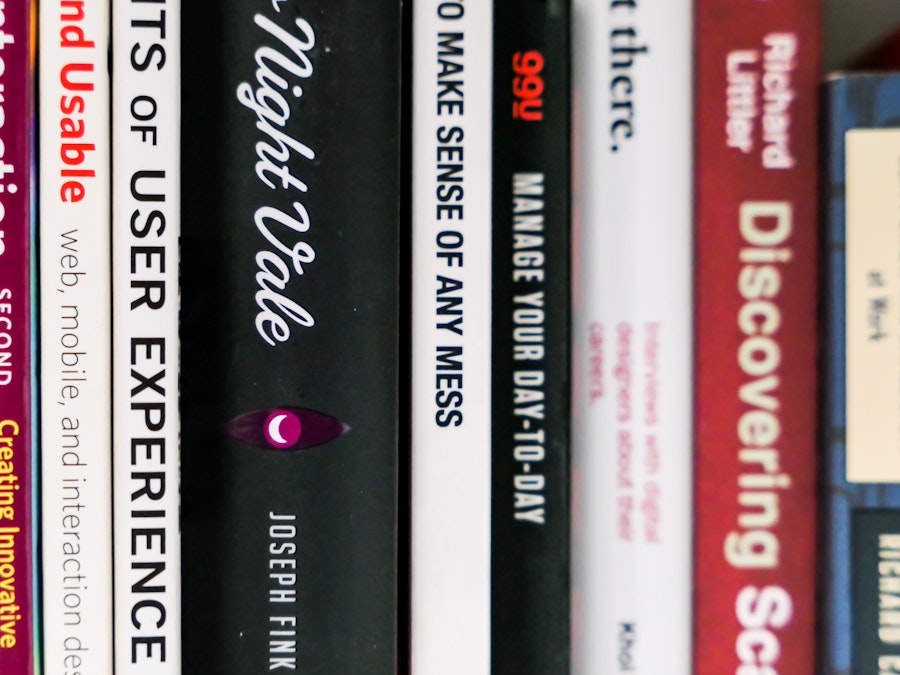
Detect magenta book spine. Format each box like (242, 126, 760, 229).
(0, 1, 37, 673)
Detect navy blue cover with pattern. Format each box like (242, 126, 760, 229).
(822, 72, 900, 675)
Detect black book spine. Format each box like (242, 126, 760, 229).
(180, 2, 401, 672)
(491, 0, 571, 671)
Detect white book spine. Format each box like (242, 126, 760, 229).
(410, 1, 493, 673)
(571, 0, 694, 673)
(39, 1, 114, 672)
(112, 0, 181, 672)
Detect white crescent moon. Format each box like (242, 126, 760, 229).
(268, 414, 289, 445)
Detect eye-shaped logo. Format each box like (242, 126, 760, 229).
(225, 407, 349, 451)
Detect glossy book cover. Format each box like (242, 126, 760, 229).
(180, 1, 402, 671)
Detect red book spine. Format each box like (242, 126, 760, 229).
(693, 1, 820, 674)
(0, 2, 36, 673)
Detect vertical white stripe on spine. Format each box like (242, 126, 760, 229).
(571, 0, 694, 672)
(411, 1, 493, 672)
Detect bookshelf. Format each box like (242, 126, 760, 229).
(824, 0, 900, 71)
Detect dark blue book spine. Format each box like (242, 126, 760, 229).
(822, 72, 900, 675)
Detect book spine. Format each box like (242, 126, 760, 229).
(410, 0, 493, 671)
(38, 1, 114, 673)
(692, 2, 820, 673)
(570, 0, 693, 671)
(0, 2, 36, 673)
(112, 0, 181, 672)
(490, 0, 570, 672)
(180, 2, 402, 672)
(821, 73, 900, 675)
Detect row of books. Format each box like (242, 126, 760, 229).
(8, 0, 407, 672)
(3, 0, 900, 673)
(37, 0, 180, 673)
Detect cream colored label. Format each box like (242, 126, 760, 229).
(846, 129, 900, 483)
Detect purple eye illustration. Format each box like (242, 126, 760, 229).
(225, 406, 349, 450)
